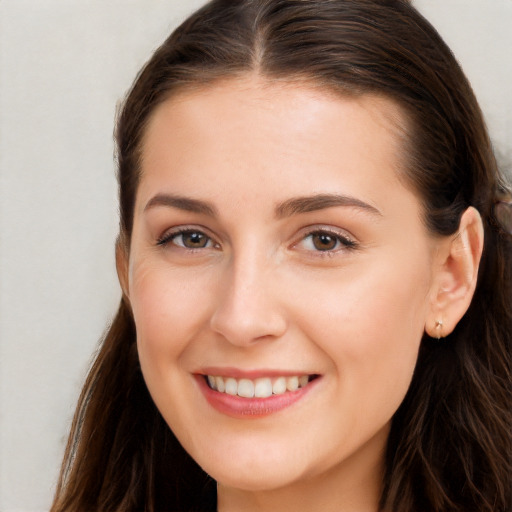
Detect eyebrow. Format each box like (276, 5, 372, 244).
(144, 194, 217, 216)
(144, 192, 381, 218)
(275, 194, 382, 218)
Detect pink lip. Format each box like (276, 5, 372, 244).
(199, 367, 311, 379)
(194, 373, 320, 419)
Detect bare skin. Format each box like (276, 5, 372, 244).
(118, 76, 483, 512)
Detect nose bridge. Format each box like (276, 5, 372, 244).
(210, 244, 286, 345)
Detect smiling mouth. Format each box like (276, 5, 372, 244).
(204, 374, 319, 398)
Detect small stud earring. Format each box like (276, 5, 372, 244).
(434, 319, 444, 340)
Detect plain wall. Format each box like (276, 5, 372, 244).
(0, 1, 510, 510)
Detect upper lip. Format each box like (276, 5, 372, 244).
(197, 367, 317, 379)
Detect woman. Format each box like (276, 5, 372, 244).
(51, 0, 511, 511)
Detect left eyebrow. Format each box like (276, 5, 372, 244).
(275, 194, 382, 218)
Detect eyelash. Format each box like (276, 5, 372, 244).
(156, 228, 218, 250)
(296, 229, 358, 255)
(156, 227, 358, 255)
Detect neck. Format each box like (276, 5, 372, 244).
(217, 428, 386, 512)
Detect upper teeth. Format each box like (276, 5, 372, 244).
(206, 375, 310, 398)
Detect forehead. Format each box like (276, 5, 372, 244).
(144, 75, 408, 146)
(137, 76, 415, 218)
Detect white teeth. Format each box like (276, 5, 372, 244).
(237, 379, 254, 398)
(272, 377, 287, 395)
(225, 377, 237, 395)
(215, 376, 225, 393)
(299, 375, 309, 388)
(286, 376, 299, 392)
(206, 374, 312, 397)
(254, 378, 273, 398)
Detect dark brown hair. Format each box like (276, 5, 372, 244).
(51, 1, 511, 511)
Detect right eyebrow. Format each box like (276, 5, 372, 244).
(144, 194, 217, 217)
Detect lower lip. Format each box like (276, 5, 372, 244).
(195, 375, 319, 419)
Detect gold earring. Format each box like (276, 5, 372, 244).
(434, 319, 444, 340)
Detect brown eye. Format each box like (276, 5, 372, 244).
(311, 233, 338, 251)
(296, 229, 357, 254)
(157, 229, 214, 249)
(180, 231, 210, 248)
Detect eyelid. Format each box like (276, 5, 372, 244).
(155, 224, 358, 256)
(292, 225, 359, 253)
(156, 225, 219, 249)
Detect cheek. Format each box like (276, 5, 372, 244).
(128, 261, 210, 375)
(298, 256, 429, 343)
(294, 257, 430, 418)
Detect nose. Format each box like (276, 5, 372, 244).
(209, 251, 287, 346)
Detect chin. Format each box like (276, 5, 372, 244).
(191, 438, 318, 492)
(212, 463, 306, 492)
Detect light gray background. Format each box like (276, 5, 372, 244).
(0, 1, 510, 510)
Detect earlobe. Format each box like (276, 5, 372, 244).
(115, 235, 130, 302)
(426, 207, 484, 339)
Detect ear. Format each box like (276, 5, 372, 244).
(115, 235, 130, 302)
(425, 207, 484, 339)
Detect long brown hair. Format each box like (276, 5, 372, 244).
(51, 1, 511, 511)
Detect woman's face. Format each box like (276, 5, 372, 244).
(125, 77, 440, 497)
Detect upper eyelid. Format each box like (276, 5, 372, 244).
(291, 226, 360, 255)
(155, 224, 358, 249)
(295, 225, 357, 242)
(157, 225, 217, 246)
